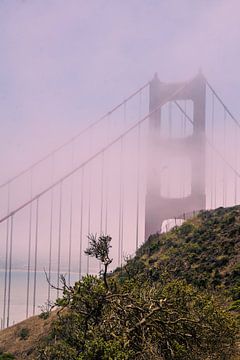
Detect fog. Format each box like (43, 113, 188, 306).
(1, 0, 240, 324)
(1, 0, 240, 182)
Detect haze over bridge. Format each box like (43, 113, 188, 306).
(0, 72, 240, 327)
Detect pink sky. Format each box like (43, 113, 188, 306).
(0, 0, 240, 182)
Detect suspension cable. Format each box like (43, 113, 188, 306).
(223, 109, 227, 206)
(67, 143, 74, 285)
(135, 90, 142, 250)
(100, 152, 104, 235)
(57, 182, 63, 298)
(68, 177, 73, 286)
(3, 184, 10, 328)
(234, 126, 238, 204)
(26, 169, 33, 318)
(6, 215, 14, 327)
(47, 154, 55, 307)
(175, 99, 240, 182)
(78, 167, 84, 279)
(47, 187, 54, 308)
(205, 79, 240, 129)
(0, 83, 150, 191)
(0, 81, 193, 225)
(118, 137, 124, 267)
(104, 115, 111, 235)
(135, 123, 141, 251)
(26, 203, 32, 318)
(33, 198, 39, 316)
(86, 165, 92, 275)
(98, 152, 105, 273)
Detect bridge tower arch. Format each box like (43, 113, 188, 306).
(145, 72, 206, 239)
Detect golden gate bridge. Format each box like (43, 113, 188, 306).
(0, 72, 239, 327)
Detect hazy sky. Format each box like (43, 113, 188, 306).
(0, 0, 240, 181)
(1, 1, 240, 324)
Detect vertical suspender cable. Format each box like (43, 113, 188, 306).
(210, 92, 213, 208)
(234, 127, 238, 205)
(57, 182, 63, 298)
(47, 154, 54, 307)
(68, 177, 73, 286)
(3, 219, 9, 329)
(79, 168, 84, 279)
(47, 188, 54, 307)
(26, 170, 33, 318)
(223, 109, 227, 206)
(167, 102, 172, 198)
(182, 101, 187, 198)
(3, 184, 10, 328)
(68, 143, 75, 285)
(135, 91, 142, 250)
(211, 91, 216, 208)
(6, 215, 13, 327)
(118, 138, 124, 267)
(33, 198, 39, 316)
(86, 164, 92, 274)
(100, 152, 104, 235)
(120, 170, 124, 267)
(135, 123, 141, 251)
(104, 172, 109, 235)
(99, 152, 105, 273)
(168, 101, 172, 138)
(86, 127, 93, 275)
(105, 114, 111, 235)
(120, 103, 127, 262)
(26, 204, 32, 318)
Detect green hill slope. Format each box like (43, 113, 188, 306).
(0, 206, 240, 359)
(128, 206, 240, 308)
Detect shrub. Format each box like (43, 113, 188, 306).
(0, 353, 15, 360)
(18, 327, 30, 340)
(37, 235, 239, 360)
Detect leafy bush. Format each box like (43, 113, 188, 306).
(18, 327, 30, 340)
(37, 235, 239, 360)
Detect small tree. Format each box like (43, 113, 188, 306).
(85, 234, 113, 290)
(38, 235, 239, 360)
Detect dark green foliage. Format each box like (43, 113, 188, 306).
(39, 311, 50, 320)
(37, 230, 239, 360)
(39, 340, 78, 360)
(85, 234, 113, 290)
(134, 205, 240, 299)
(18, 327, 30, 340)
(39, 300, 53, 320)
(38, 275, 238, 359)
(0, 353, 15, 360)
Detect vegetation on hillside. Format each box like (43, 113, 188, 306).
(37, 211, 240, 360)
(1, 207, 240, 359)
(131, 206, 240, 312)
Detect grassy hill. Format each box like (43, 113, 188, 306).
(0, 206, 240, 359)
(0, 311, 57, 359)
(131, 206, 240, 308)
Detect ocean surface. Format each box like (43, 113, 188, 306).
(0, 269, 80, 327)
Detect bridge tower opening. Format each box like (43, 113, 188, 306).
(145, 72, 206, 240)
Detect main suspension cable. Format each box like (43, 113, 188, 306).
(0, 81, 192, 225)
(0, 82, 150, 191)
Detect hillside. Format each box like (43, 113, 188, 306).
(132, 206, 240, 308)
(0, 311, 57, 359)
(0, 206, 240, 359)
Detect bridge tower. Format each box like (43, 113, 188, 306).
(145, 72, 206, 239)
